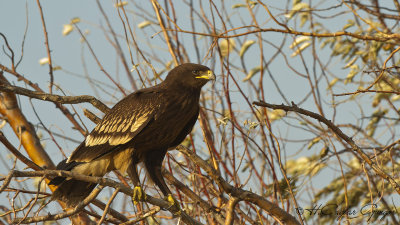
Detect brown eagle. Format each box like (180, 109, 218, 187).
(49, 63, 215, 208)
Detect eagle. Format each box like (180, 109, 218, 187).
(49, 63, 215, 208)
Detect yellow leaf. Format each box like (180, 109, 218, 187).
(243, 66, 261, 82)
(327, 78, 339, 90)
(343, 20, 355, 30)
(114, 1, 128, 7)
(239, 40, 255, 58)
(291, 42, 310, 57)
(308, 137, 322, 149)
(70, 17, 80, 24)
(220, 38, 236, 57)
(284, 2, 310, 19)
(268, 109, 285, 121)
(232, 3, 246, 8)
(289, 36, 310, 49)
(62, 24, 74, 36)
(138, 21, 151, 29)
(39, 57, 49, 65)
(53, 66, 62, 71)
(344, 64, 359, 84)
(342, 57, 357, 69)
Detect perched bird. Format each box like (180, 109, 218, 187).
(49, 63, 215, 208)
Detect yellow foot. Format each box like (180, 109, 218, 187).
(165, 194, 181, 215)
(132, 186, 146, 205)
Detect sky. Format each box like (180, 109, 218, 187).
(1, 0, 397, 224)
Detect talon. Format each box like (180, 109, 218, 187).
(165, 194, 181, 215)
(132, 186, 146, 204)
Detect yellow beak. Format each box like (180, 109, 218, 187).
(195, 70, 215, 80)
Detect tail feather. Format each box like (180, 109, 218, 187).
(50, 159, 97, 207)
(52, 179, 97, 207)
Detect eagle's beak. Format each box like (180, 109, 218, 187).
(196, 70, 215, 81)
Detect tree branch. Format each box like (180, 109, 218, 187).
(1, 170, 203, 225)
(176, 145, 300, 225)
(252, 101, 400, 195)
(0, 83, 109, 113)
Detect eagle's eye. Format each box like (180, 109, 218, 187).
(192, 70, 199, 75)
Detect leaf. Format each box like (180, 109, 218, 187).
(284, 2, 310, 19)
(53, 66, 62, 71)
(130, 64, 139, 72)
(232, 1, 257, 9)
(366, 109, 388, 136)
(308, 137, 322, 149)
(300, 13, 309, 27)
(39, 57, 49, 65)
(391, 95, 400, 101)
(291, 42, 310, 57)
(239, 40, 255, 58)
(232, 3, 246, 8)
(114, 1, 128, 7)
(343, 19, 355, 30)
(342, 57, 357, 69)
(138, 21, 151, 29)
(289, 36, 310, 49)
(268, 109, 286, 121)
(62, 24, 74, 36)
(327, 78, 339, 90)
(344, 64, 359, 84)
(70, 17, 80, 24)
(243, 66, 261, 82)
(219, 38, 236, 57)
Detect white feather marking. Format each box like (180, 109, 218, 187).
(122, 122, 130, 132)
(109, 134, 132, 145)
(117, 119, 128, 132)
(85, 135, 93, 146)
(97, 135, 109, 145)
(99, 123, 106, 132)
(110, 123, 118, 132)
(130, 115, 148, 132)
(104, 122, 111, 133)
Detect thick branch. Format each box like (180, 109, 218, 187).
(0, 83, 109, 113)
(0, 72, 55, 169)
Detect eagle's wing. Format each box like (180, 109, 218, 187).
(67, 89, 160, 163)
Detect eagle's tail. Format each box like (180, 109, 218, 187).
(49, 159, 97, 207)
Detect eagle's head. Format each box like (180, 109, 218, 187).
(164, 63, 215, 89)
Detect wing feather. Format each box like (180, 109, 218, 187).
(68, 90, 160, 162)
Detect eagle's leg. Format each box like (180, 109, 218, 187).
(144, 150, 181, 214)
(127, 164, 146, 204)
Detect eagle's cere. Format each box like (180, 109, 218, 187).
(49, 63, 215, 208)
